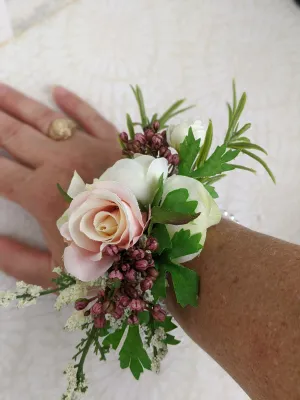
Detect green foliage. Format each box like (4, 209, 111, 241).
(57, 183, 73, 203)
(178, 127, 201, 175)
(152, 174, 164, 207)
(168, 229, 202, 260)
(165, 262, 199, 307)
(241, 149, 276, 183)
(228, 142, 267, 155)
(126, 113, 135, 140)
(158, 99, 195, 128)
(204, 184, 219, 199)
(164, 334, 181, 345)
(52, 271, 76, 289)
(130, 85, 149, 128)
(138, 311, 150, 325)
(191, 145, 239, 178)
(151, 224, 171, 255)
(151, 207, 199, 225)
(119, 325, 151, 380)
(103, 325, 126, 350)
(151, 265, 167, 301)
(154, 316, 177, 332)
(197, 120, 213, 166)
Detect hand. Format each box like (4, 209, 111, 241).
(0, 84, 121, 287)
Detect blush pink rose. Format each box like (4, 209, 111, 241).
(57, 174, 146, 281)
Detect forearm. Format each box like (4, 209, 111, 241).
(168, 219, 300, 400)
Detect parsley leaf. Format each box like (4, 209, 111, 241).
(103, 325, 126, 350)
(151, 265, 167, 301)
(151, 224, 171, 255)
(154, 316, 177, 332)
(168, 229, 202, 260)
(164, 334, 181, 345)
(204, 184, 219, 199)
(165, 262, 199, 307)
(191, 144, 240, 178)
(178, 127, 201, 175)
(138, 311, 150, 325)
(119, 325, 151, 379)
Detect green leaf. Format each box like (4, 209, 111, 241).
(228, 142, 268, 155)
(152, 174, 164, 207)
(164, 334, 181, 345)
(204, 184, 219, 199)
(227, 103, 233, 122)
(152, 265, 167, 301)
(165, 262, 199, 307)
(169, 229, 202, 260)
(151, 113, 158, 124)
(225, 92, 247, 143)
(151, 206, 199, 225)
(130, 85, 149, 128)
(231, 123, 251, 139)
(231, 136, 251, 143)
(232, 79, 237, 112)
(151, 224, 171, 255)
(103, 325, 126, 350)
(197, 120, 213, 166)
(191, 145, 239, 178)
(126, 113, 135, 140)
(154, 316, 177, 332)
(162, 188, 198, 214)
(161, 105, 195, 127)
(229, 164, 256, 173)
(119, 325, 151, 380)
(241, 150, 276, 183)
(57, 183, 73, 203)
(204, 174, 226, 185)
(159, 99, 186, 127)
(178, 127, 201, 176)
(138, 311, 150, 325)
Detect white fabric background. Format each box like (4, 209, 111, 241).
(0, 0, 300, 399)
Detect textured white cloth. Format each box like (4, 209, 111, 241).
(1, 0, 300, 399)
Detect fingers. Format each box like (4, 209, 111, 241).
(0, 110, 55, 167)
(53, 86, 116, 138)
(0, 237, 53, 287)
(0, 82, 64, 135)
(0, 157, 32, 203)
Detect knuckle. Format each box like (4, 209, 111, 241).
(0, 122, 22, 146)
(35, 108, 58, 131)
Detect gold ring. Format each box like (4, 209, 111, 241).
(48, 118, 77, 141)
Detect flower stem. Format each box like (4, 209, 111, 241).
(76, 327, 96, 381)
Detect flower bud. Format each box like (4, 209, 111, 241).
(147, 268, 159, 279)
(84, 310, 91, 317)
(135, 259, 149, 271)
(131, 140, 142, 153)
(120, 132, 129, 143)
(144, 129, 154, 142)
(146, 237, 158, 252)
(121, 263, 130, 272)
(148, 259, 155, 268)
(135, 133, 147, 145)
(152, 120, 160, 132)
(144, 250, 153, 261)
(118, 295, 131, 307)
(125, 269, 136, 281)
(90, 302, 103, 316)
(159, 146, 168, 156)
(125, 286, 139, 299)
(129, 299, 145, 311)
(152, 305, 166, 322)
(94, 315, 106, 329)
(127, 314, 139, 325)
(163, 149, 171, 159)
(141, 278, 154, 292)
(103, 245, 119, 257)
(171, 154, 180, 166)
(132, 248, 145, 260)
(75, 298, 89, 311)
(151, 135, 163, 150)
(109, 270, 124, 280)
(112, 306, 124, 319)
(102, 300, 111, 312)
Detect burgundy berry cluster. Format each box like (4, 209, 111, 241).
(120, 120, 179, 168)
(74, 237, 166, 330)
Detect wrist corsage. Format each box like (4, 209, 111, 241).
(0, 82, 274, 399)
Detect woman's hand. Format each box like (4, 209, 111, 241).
(0, 83, 121, 287)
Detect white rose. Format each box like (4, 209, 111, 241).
(162, 175, 221, 263)
(166, 120, 206, 151)
(99, 155, 168, 205)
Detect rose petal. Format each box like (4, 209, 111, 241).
(64, 243, 113, 281)
(67, 171, 86, 198)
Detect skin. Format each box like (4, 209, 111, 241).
(0, 83, 299, 399)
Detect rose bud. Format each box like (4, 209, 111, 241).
(121, 263, 131, 272)
(90, 302, 103, 316)
(129, 299, 145, 311)
(152, 120, 160, 132)
(103, 245, 119, 257)
(94, 315, 106, 329)
(127, 314, 139, 325)
(144, 128, 154, 142)
(135, 259, 149, 271)
(132, 248, 145, 260)
(112, 306, 124, 320)
(109, 270, 124, 280)
(147, 267, 159, 279)
(125, 269, 136, 281)
(120, 132, 129, 143)
(152, 305, 166, 322)
(135, 133, 147, 145)
(146, 237, 158, 252)
(140, 278, 154, 292)
(118, 295, 131, 308)
(75, 298, 89, 311)
(171, 154, 180, 166)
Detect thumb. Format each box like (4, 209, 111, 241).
(0, 237, 54, 287)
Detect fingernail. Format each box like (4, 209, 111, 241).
(53, 86, 68, 97)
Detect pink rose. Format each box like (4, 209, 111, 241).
(57, 173, 146, 281)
